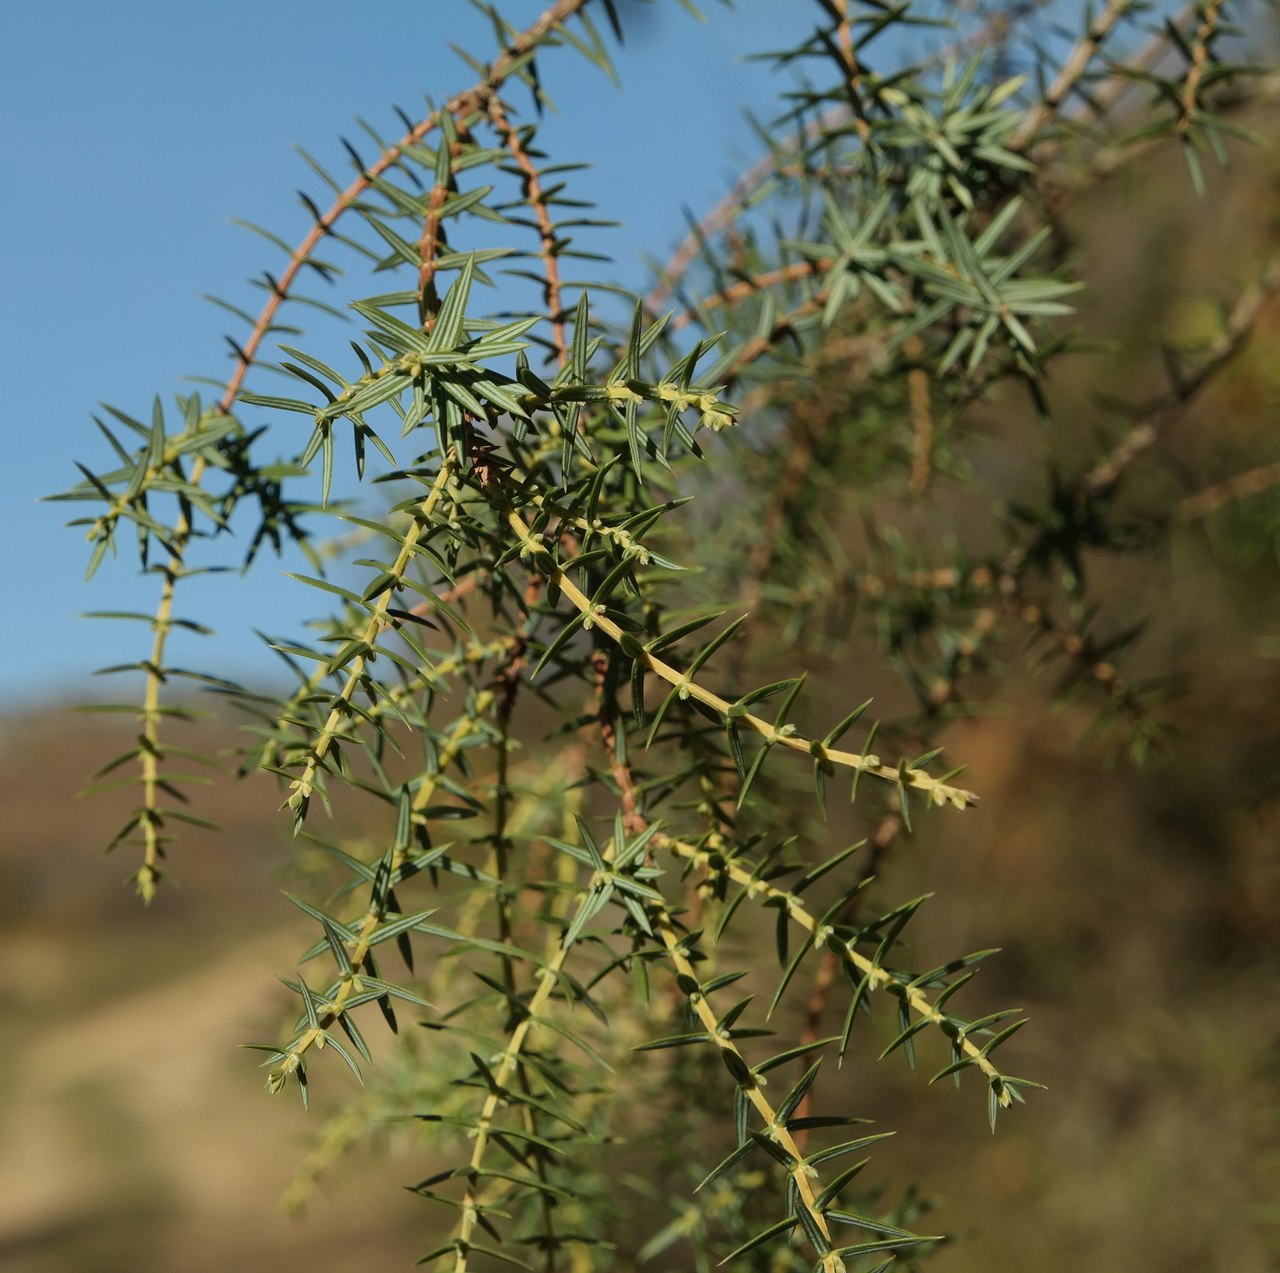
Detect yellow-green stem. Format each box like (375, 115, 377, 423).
(659, 833, 1009, 1096)
(654, 906, 842, 1273)
(505, 507, 976, 810)
(451, 950, 573, 1273)
(288, 457, 458, 812)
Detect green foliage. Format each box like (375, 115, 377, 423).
(54, 2, 1279, 1269)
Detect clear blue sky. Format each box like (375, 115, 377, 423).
(1, 0, 825, 709)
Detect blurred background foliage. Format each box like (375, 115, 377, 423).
(7, 2, 1280, 1271)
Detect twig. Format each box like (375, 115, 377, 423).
(487, 96, 570, 367)
(1081, 256, 1280, 501)
(287, 458, 459, 817)
(1177, 0, 1227, 136)
(505, 505, 978, 810)
(652, 905, 844, 1272)
(668, 258, 832, 334)
(1180, 459, 1280, 521)
(792, 810, 903, 1151)
(659, 831, 1015, 1096)
(592, 651, 645, 837)
(906, 335, 933, 496)
(1009, 0, 1136, 149)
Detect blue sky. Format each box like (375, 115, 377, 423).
(2, 0, 824, 708)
